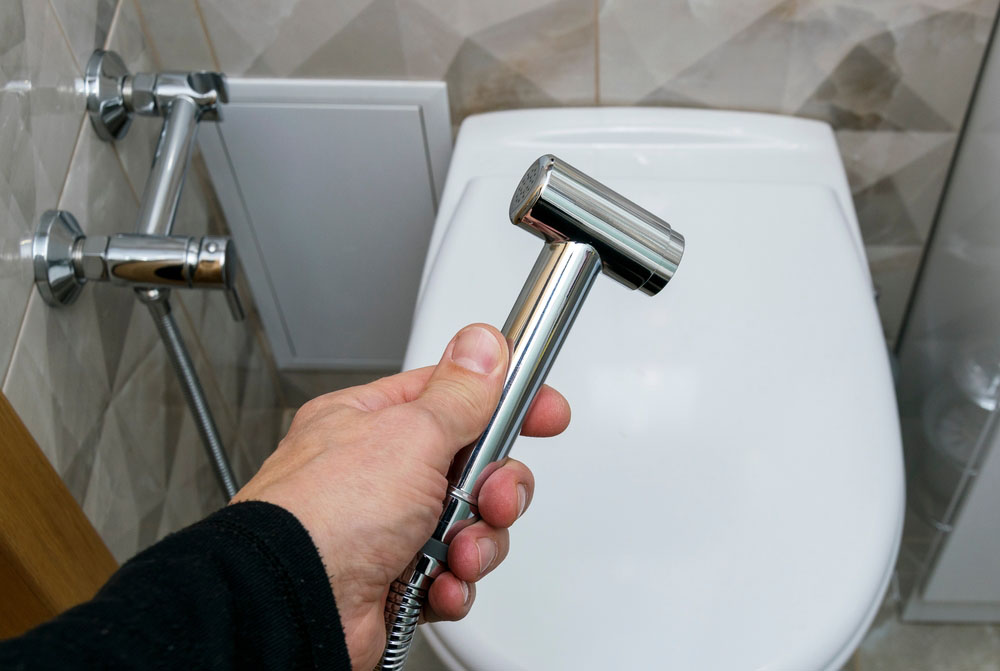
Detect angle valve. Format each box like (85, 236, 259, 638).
(84, 49, 229, 141)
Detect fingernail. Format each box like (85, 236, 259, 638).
(517, 484, 528, 518)
(451, 326, 501, 374)
(460, 580, 470, 605)
(476, 538, 498, 575)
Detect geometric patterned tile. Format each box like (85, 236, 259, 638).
(196, 0, 596, 121)
(57, 123, 142, 388)
(48, 0, 118, 73)
(133, 0, 217, 71)
(232, 331, 283, 469)
(890, 4, 997, 131)
(0, 1, 84, 219)
(156, 409, 226, 541)
(0, 220, 34, 380)
(836, 131, 957, 245)
(0, 0, 84, 375)
(81, 412, 139, 561)
(2, 289, 114, 501)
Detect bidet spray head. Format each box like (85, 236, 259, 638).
(509, 154, 684, 294)
(378, 155, 685, 671)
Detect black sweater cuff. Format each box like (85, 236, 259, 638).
(0, 501, 352, 670)
(194, 501, 351, 669)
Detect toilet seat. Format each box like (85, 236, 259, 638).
(404, 111, 904, 670)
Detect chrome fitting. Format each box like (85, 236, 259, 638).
(85, 50, 229, 141)
(33, 210, 245, 321)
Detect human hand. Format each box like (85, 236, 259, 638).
(232, 323, 571, 669)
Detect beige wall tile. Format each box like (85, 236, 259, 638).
(49, 0, 118, 72)
(134, 0, 217, 71)
(2, 108, 139, 510)
(0, 0, 84, 373)
(231, 332, 283, 469)
(3, 288, 115, 498)
(198, 0, 596, 121)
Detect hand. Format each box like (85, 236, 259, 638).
(232, 324, 571, 669)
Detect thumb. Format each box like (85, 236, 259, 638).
(412, 324, 509, 454)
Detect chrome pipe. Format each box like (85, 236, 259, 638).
(139, 288, 239, 500)
(378, 155, 685, 670)
(76, 50, 240, 503)
(135, 96, 199, 236)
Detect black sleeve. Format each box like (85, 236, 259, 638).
(0, 501, 352, 671)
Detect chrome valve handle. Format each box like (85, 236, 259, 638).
(33, 210, 245, 321)
(377, 155, 685, 669)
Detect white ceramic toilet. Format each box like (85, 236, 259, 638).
(403, 108, 904, 670)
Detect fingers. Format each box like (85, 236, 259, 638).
(422, 517, 511, 623)
(477, 458, 534, 528)
(411, 324, 510, 453)
(424, 572, 475, 623)
(521, 386, 571, 437)
(320, 322, 571, 441)
(447, 520, 510, 583)
(421, 459, 535, 622)
(442, 458, 533, 582)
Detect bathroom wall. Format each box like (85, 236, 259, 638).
(0, 0, 284, 561)
(131, 0, 997, 343)
(893, 6, 1000, 619)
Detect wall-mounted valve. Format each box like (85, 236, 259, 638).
(85, 50, 228, 141)
(53, 49, 242, 501)
(32, 210, 245, 321)
(86, 50, 228, 238)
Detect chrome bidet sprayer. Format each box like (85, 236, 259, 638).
(377, 155, 685, 670)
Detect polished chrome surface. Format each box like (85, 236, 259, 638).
(380, 564, 434, 670)
(122, 71, 228, 121)
(444, 241, 602, 513)
(86, 49, 229, 144)
(136, 96, 199, 237)
(378, 155, 686, 670)
(138, 288, 239, 500)
(510, 154, 685, 295)
(33, 210, 85, 307)
(71, 233, 244, 319)
(85, 50, 132, 141)
(122, 72, 229, 121)
(378, 241, 602, 671)
(33, 214, 245, 320)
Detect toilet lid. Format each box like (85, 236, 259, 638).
(404, 177, 904, 670)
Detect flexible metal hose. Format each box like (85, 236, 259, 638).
(142, 289, 239, 499)
(379, 573, 429, 670)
